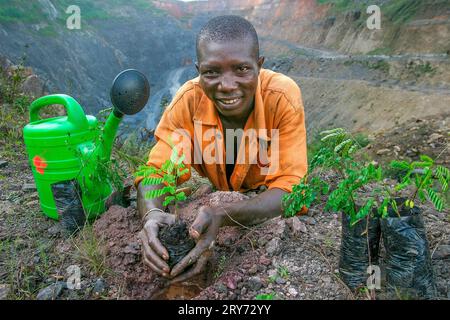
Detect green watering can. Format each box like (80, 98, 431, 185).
(23, 69, 150, 230)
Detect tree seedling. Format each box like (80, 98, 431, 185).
(135, 145, 190, 218)
(134, 144, 194, 268)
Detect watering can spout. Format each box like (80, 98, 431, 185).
(100, 69, 150, 162)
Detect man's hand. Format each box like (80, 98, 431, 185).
(139, 210, 175, 277)
(169, 206, 224, 283)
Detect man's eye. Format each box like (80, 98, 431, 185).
(238, 66, 249, 72)
(203, 70, 218, 76)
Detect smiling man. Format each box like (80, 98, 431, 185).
(135, 15, 307, 283)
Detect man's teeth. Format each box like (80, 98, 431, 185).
(221, 98, 239, 105)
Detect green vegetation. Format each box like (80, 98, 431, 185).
(0, 1, 43, 23)
(135, 145, 190, 216)
(407, 61, 436, 78)
(284, 127, 449, 225)
(277, 266, 290, 279)
(255, 293, 276, 300)
(0, 0, 166, 25)
(382, 0, 422, 24)
(390, 155, 449, 212)
(317, 0, 362, 13)
(214, 255, 227, 279)
(72, 225, 108, 277)
(0, 60, 30, 158)
(364, 60, 390, 73)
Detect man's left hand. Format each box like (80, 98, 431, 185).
(169, 205, 224, 283)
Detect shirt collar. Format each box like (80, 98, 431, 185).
(192, 71, 269, 140)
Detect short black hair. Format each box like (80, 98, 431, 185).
(196, 15, 259, 59)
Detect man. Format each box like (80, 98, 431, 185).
(135, 15, 307, 283)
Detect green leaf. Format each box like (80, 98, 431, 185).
(426, 188, 444, 211)
(435, 165, 450, 192)
(419, 154, 434, 165)
(334, 139, 352, 154)
(142, 176, 164, 185)
(348, 144, 358, 155)
(390, 160, 410, 170)
(162, 185, 176, 195)
(175, 192, 186, 201)
(355, 198, 374, 220)
(145, 188, 166, 199)
(418, 189, 426, 203)
(163, 195, 176, 206)
(390, 199, 399, 216)
(178, 168, 190, 177)
(320, 128, 344, 136)
(377, 198, 389, 218)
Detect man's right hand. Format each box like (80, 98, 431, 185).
(139, 210, 175, 277)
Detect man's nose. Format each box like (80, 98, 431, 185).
(218, 73, 238, 92)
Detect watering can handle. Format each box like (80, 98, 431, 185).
(29, 94, 89, 128)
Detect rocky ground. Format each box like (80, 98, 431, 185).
(0, 47, 449, 301)
(0, 117, 448, 300)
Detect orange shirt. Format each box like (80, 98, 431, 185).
(135, 68, 307, 193)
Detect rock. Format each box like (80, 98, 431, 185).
(274, 219, 288, 237)
(216, 283, 228, 294)
(33, 255, 41, 264)
(248, 265, 258, 275)
(432, 245, 450, 259)
(376, 149, 391, 156)
(275, 277, 286, 285)
(47, 223, 64, 236)
(299, 216, 316, 225)
(258, 237, 268, 247)
(0, 284, 10, 300)
(288, 217, 307, 235)
(288, 287, 298, 297)
(393, 145, 401, 152)
(427, 133, 443, 143)
(225, 276, 237, 290)
(247, 276, 263, 291)
(93, 278, 107, 296)
(22, 183, 37, 192)
(259, 255, 272, 266)
(36, 282, 66, 300)
(0, 160, 7, 169)
(265, 238, 282, 256)
(267, 269, 277, 277)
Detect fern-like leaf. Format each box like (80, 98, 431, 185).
(426, 188, 444, 211)
(142, 176, 164, 185)
(145, 188, 166, 199)
(334, 139, 352, 154)
(436, 165, 450, 192)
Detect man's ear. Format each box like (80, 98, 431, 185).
(257, 56, 265, 69)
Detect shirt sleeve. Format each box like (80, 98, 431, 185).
(264, 89, 308, 194)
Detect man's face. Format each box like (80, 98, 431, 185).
(197, 38, 264, 120)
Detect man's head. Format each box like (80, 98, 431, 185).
(196, 15, 264, 121)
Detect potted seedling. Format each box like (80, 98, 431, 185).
(284, 127, 449, 299)
(135, 146, 195, 268)
(283, 128, 384, 293)
(379, 155, 449, 298)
